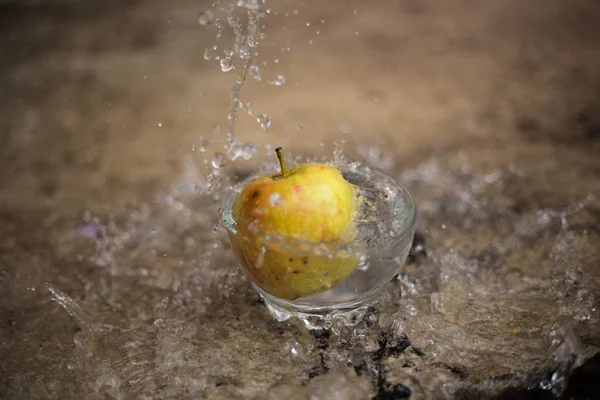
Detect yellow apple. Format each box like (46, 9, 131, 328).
(229, 147, 359, 300)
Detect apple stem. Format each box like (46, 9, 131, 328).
(275, 147, 289, 178)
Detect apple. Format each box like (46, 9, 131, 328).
(229, 147, 359, 300)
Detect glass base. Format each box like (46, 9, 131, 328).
(255, 283, 387, 330)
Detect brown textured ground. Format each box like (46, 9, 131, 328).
(1, 0, 600, 399)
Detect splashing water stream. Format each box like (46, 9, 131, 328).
(224, 1, 267, 144)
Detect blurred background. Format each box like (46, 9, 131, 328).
(1, 0, 599, 399)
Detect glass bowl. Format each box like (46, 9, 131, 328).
(220, 161, 417, 329)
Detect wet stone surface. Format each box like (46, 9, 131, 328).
(1, 0, 600, 399)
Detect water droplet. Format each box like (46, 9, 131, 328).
(539, 380, 552, 390)
(357, 255, 369, 271)
(256, 246, 266, 266)
(198, 11, 213, 26)
(228, 142, 257, 160)
(274, 57, 280, 64)
(248, 221, 260, 234)
(213, 124, 221, 133)
(269, 75, 286, 86)
(249, 65, 262, 81)
(203, 48, 213, 60)
(257, 114, 271, 130)
(237, 0, 261, 10)
(269, 193, 282, 206)
(153, 318, 164, 327)
(212, 152, 227, 169)
(241, 143, 257, 159)
(220, 57, 234, 72)
(199, 139, 210, 152)
(306, 21, 311, 27)
(244, 103, 255, 116)
(296, 124, 304, 130)
(157, 122, 163, 127)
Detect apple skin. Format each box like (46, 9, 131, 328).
(230, 163, 359, 300)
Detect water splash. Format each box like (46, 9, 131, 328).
(201, 1, 277, 160)
(46, 283, 94, 333)
(36, 139, 599, 399)
(225, 1, 266, 143)
(228, 141, 257, 160)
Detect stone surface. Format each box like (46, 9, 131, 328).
(1, 0, 599, 399)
